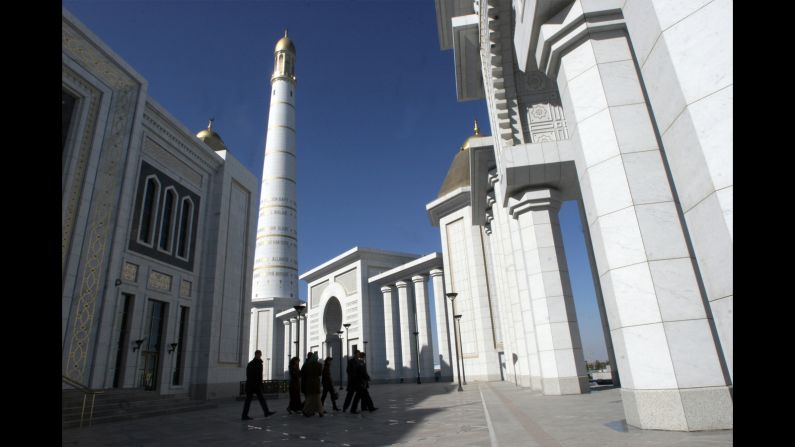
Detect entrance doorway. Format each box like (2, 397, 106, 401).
(113, 293, 134, 388)
(140, 299, 167, 391)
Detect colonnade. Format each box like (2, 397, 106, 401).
(280, 313, 307, 376)
(370, 254, 456, 383)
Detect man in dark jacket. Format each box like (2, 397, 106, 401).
(342, 349, 361, 412)
(242, 350, 276, 420)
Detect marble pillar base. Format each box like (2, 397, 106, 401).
(542, 375, 590, 395)
(530, 376, 543, 391)
(621, 386, 733, 431)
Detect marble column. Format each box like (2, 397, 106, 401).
(492, 175, 541, 390)
(283, 320, 291, 376)
(412, 275, 434, 379)
(300, 315, 307, 361)
(381, 285, 399, 380)
(289, 317, 297, 363)
(546, 17, 732, 429)
(509, 188, 588, 395)
(430, 269, 453, 380)
(395, 280, 416, 380)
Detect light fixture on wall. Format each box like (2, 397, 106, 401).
(132, 339, 145, 352)
(115, 279, 122, 286)
(168, 342, 179, 354)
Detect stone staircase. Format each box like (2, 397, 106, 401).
(62, 388, 217, 429)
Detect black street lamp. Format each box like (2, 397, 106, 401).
(413, 331, 421, 384)
(336, 330, 344, 390)
(343, 323, 351, 386)
(294, 304, 306, 364)
(445, 293, 464, 392)
(455, 314, 466, 385)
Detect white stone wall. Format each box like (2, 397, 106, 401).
(623, 0, 733, 381)
(440, 207, 502, 382)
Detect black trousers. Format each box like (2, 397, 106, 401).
(342, 388, 357, 411)
(359, 387, 374, 410)
(242, 389, 270, 417)
(320, 385, 339, 409)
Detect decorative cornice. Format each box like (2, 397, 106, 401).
(508, 187, 562, 219)
(535, 2, 626, 78)
(142, 111, 220, 173)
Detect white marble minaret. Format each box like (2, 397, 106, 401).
(252, 31, 299, 301)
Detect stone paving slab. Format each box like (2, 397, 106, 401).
(61, 381, 733, 446)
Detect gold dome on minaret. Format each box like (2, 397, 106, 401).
(275, 29, 296, 54)
(196, 119, 228, 152)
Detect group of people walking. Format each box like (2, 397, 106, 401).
(242, 348, 378, 420)
(288, 349, 377, 417)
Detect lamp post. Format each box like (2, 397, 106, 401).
(363, 341, 368, 366)
(336, 330, 344, 390)
(413, 331, 421, 384)
(343, 323, 351, 387)
(293, 304, 306, 364)
(445, 293, 464, 392)
(455, 314, 466, 385)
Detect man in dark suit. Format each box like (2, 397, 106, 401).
(242, 350, 276, 420)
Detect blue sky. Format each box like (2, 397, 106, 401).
(64, 0, 608, 361)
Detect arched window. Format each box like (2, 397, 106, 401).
(158, 187, 177, 253)
(176, 197, 194, 260)
(138, 176, 160, 246)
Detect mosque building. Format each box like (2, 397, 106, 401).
(276, 0, 732, 432)
(62, 9, 258, 400)
(62, 0, 731, 432)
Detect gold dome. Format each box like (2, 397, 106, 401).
(459, 119, 481, 151)
(196, 119, 228, 152)
(275, 29, 296, 54)
(437, 120, 485, 198)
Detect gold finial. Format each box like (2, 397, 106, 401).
(473, 119, 480, 136)
(208, 118, 214, 130)
(284, 29, 288, 38)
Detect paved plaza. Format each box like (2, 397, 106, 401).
(62, 381, 733, 446)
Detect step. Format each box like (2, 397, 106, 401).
(62, 396, 194, 417)
(62, 401, 217, 430)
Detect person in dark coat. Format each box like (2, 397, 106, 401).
(241, 350, 276, 420)
(321, 357, 341, 411)
(286, 356, 302, 414)
(350, 351, 377, 413)
(356, 352, 377, 412)
(342, 349, 361, 413)
(301, 352, 324, 417)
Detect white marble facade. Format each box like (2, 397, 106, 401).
(434, 0, 732, 431)
(62, 9, 258, 400)
(282, 248, 421, 384)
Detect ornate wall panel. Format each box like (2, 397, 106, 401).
(63, 19, 142, 383)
